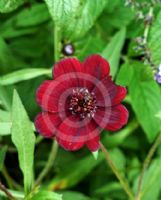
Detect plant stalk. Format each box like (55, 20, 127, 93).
(34, 140, 58, 187)
(54, 25, 60, 62)
(0, 181, 17, 200)
(99, 142, 135, 200)
(135, 133, 161, 200)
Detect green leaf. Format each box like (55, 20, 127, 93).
(11, 90, 35, 195)
(116, 61, 134, 86)
(0, 0, 24, 13)
(127, 158, 140, 183)
(31, 191, 62, 200)
(47, 153, 104, 190)
(0, 86, 12, 111)
(0, 37, 27, 73)
(101, 0, 135, 29)
(0, 146, 7, 171)
(64, 0, 107, 39)
(94, 182, 122, 195)
(44, 0, 80, 26)
(10, 37, 49, 58)
(0, 19, 38, 38)
(0, 109, 34, 136)
(0, 122, 11, 136)
(45, 0, 107, 39)
(102, 28, 126, 77)
(108, 148, 126, 173)
(133, 157, 161, 200)
(62, 191, 90, 200)
(129, 61, 161, 141)
(0, 109, 10, 122)
(148, 10, 161, 66)
(0, 68, 51, 86)
(76, 35, 106, 60)
(16, 4, 50, 27)
(103, 120, 138, 148)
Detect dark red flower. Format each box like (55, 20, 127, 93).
(35, 55, 128, 152)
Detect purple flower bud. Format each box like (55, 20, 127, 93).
(62, 44, 74, 56)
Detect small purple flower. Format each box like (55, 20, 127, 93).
(155, 74, 161, 84)
(154, 64, 161, 84)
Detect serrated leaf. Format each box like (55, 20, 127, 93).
(64, 0, 107, 39)
(0, 68, 51, 86)
(44, 0, 80, 27)
(0, 0, 25, 13)
(148, 10, 161, 66)
(102, 28, 126, 77)
(129, 61, 161, 141)
(45, 0, 107, 39)
(11, 90, 35, 195)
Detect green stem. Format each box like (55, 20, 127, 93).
(34, 23, 60, 187)
(143, 7, 153, 44)
(99, 142, 135, 200)
(2, 167, 13, 189)
(0, 181, 17, 200)
(0, 189, 24, 200)
(135, 133, 161, 200)
(54, 25, 60, 62)
(35, 135, 43, 145)
(1, 166, 22, 190)
(33, 21, 60, 189)
(34, 140, 58, 187)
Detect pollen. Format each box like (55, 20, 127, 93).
(69, 88, 97, 119)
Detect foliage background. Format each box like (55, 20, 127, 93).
(0, 0, 161, 200)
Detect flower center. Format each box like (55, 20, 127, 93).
(69, 88, 97, 119)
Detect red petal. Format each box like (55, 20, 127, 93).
(86, 135, 100, 152)
(35, 112, 62, 138)
(94, 105, 128, 131)
(53, 57, 82, 79)
(112, 86, 127, 105)
(56, 139, 84, 151)
(36, 79, 78, 113)
(93, 77, 117, 107)
(56, 116, 100, 151)
(82, 55, 110, 91)
(83, 54, 110, 80)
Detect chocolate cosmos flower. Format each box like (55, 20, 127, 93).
(35, 55, 128, 152)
